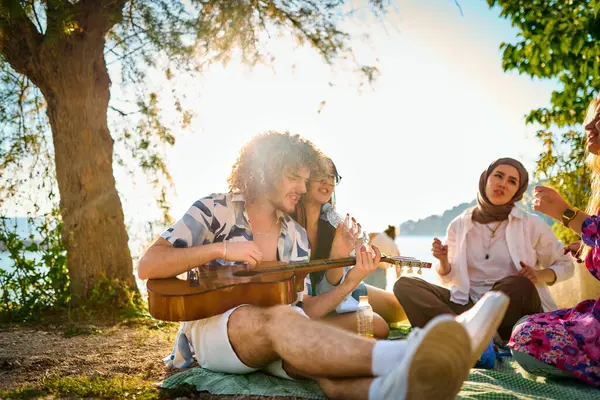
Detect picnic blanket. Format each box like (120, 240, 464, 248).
(161, 326, 599, 399)
(161, 357, 599, 399)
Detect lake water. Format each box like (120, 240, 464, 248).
(0, 235, 442, 295)
(383, 235, 442, 290)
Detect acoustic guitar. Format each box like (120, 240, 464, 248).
(147, 255, 431, 322)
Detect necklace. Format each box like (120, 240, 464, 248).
(483, 221, 505, 260)
(251, 216, 279, 236)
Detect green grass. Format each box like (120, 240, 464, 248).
(0, 386, 45, 399)
(43, 375, 160, 399)
(63, 325, 103, 338)
(40, 375, 199, 399)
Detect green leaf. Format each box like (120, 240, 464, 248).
(485, 0, 596, 224)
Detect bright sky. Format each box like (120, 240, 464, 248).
(120, 0, 557, 241)
(1, 0, 559, 250)
(1, 0, 573, 268)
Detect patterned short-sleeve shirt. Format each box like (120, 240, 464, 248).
(161, 192, 311, 266)
(161, 193, 311, 369)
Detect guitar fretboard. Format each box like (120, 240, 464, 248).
(248, 255, 431, 274)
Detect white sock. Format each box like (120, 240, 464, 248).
(371, 339, 408, 376)
(368, 376, 384, 400)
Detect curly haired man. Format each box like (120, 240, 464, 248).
(138, 131, 508, 399)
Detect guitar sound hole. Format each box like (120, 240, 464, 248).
(233, 270, 258, 277)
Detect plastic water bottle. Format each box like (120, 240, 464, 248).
(322, 203, 347, 227)
(322, 203, 368, 246)
(357, 295, 374, 339)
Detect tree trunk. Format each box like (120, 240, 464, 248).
(41, 41, 137, 306)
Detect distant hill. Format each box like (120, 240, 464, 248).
(399, 185, 555, 236)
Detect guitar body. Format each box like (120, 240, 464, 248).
(147, 262, 308, 321)
(147, 256, 430, 322)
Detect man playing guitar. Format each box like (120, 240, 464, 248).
(138, 131, 507, 400)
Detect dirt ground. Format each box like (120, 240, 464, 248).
(0, 319, 178, 389)
(0, 318, 308, 399)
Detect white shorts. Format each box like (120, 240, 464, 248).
(181, 304, 307, 379)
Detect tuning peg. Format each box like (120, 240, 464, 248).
(407, 266, 413, 274)
(417, 266, 423, 275)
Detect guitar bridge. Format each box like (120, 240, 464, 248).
(188, 267, 200, 286)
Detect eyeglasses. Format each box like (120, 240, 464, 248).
(310, 174, 342, 186)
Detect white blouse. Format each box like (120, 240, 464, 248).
(466, 221, 518, 302)
(437, 206, 574, 312)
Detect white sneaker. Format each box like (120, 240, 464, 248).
(371, 315, 471, 400)
(455, 291, 510, 367)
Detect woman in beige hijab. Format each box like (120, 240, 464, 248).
(394, 158, 573, 366)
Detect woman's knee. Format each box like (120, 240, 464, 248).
(495, 275, 537, 295)
(373, 313, 390, 339)
(393, 276, 417, 299)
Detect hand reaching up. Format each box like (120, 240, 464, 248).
(431, 237, 448, 262)
(330, 214, 363, 259)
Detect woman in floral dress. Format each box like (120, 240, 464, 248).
(509, 97, 600, 387)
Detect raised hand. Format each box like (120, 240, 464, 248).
(431, 237, 448, 262)
(330, 214, 363, 259)
(533, 186, 571, 221)
(223, 241, 263, 267)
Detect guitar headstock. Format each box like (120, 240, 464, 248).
(381, 255, 432, 275)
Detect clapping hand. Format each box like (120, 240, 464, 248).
(564, 241, 583, 263)
(518, 261, 540, 283)
(431, 237, 448, 262)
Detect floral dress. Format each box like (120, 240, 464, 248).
(508, 216, 600, 387)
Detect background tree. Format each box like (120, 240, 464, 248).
(0, 0, 388, 306)
(486, 0, 600, 243)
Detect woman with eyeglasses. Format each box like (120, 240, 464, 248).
(292, 157, 407, 339)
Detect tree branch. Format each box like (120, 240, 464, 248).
(0, 0, 45, 78)
(109, 105, 133, 117)
(29, 0, 44, 33)
(71, 0, 128, 37)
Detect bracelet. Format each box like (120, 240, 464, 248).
(223, 241, 227, 261)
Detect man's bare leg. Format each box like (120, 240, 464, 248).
(313, 315, 475, 400)
(228, 305, 375, 378)
(315, 377, 373, 400)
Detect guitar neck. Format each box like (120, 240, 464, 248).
(251, 255, 431, 275)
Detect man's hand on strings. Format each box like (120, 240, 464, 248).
(223, 242, 263, 267)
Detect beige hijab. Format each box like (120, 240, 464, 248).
(472, 158, 529, 224)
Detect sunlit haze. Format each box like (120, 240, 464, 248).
(18, 1, 561, 251)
